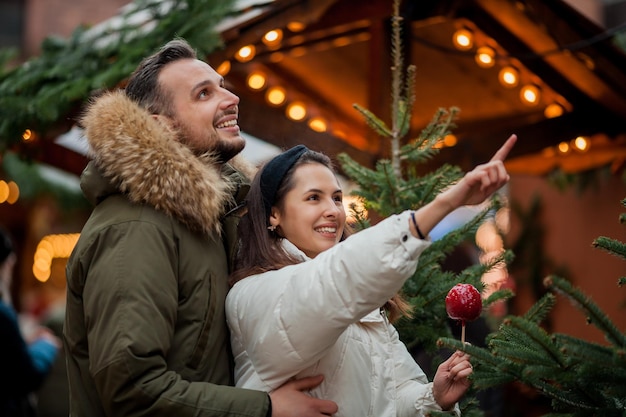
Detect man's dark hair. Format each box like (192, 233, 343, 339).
(125, 38, 197, 116)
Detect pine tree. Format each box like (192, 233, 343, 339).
(440, 199, 626, 416)
(338, 1, 625, 416)
(337, 1, 510, 415)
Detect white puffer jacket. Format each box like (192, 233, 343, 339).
(227, 211, 460, 416)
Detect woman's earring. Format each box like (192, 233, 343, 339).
(267, 225, 277, 232)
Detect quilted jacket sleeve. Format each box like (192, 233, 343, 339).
(227, 210, 430, 389)
(390, 322, 461, 417)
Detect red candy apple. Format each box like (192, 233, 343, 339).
(445, 283, 483, 343)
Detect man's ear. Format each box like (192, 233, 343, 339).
(152, 114, 178, 139)
(152, 113, 169, 125)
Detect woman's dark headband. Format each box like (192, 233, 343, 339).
(260, 145, 309, 219)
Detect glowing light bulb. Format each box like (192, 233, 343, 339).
(475, 47, 495, 68)
(247, 72, 266, 90)
(266, 86, 286, 106)
(308, 117, 327, 133)
(520, 84, 540, 105)
(498, 66, 519, 87)
(286, 102, 307, 121)
(572, 136, 589, 152)
(452, 28, 473, 51)
(544, 103, 564, 118)
(263, 29, 283, 47)
(235, 45, 256, 62)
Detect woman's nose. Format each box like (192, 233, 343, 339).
(323, 199, 342, 217)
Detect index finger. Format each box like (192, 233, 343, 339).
(490, 134, 517, 162)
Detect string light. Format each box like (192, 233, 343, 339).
(286, 102, 307, 121)
(287, 21, 306, 32)
(520, 84, 540, 105)
(215, 60, 231, 76)
(6, 181, 18, 204)
(246, 72, 266, 90)
(262, 29, 283, 47)
(22, 129, 34, 141)
(557, 141, 570, 154)
(32, 233, 80, 282)
(443, 134, 457, 147)
(544, 103, 564, 118)
(0, 181, 8, 203)
(572, 136, 590, 152)
(475, 46, 495, 68)
(452, 28, 474, 51)
(0, 180, 18, 204)
(308, 116, 327, 133)
(265, 86, 286, 106)
(498, 66, 519, 87)
(234, 45, 256, 62)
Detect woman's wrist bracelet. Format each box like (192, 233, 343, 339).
(410, 211, 426, 240)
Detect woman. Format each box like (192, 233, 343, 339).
(227, 136, 516, 416)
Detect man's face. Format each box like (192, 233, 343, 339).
(158, 58, 245, 161)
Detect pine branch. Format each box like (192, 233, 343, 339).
(505, 316, 567, 367)
(483, 288, 514, 309)
(543, 275, 626, 347)
(352, 104, 392, 138)
(399, 65, 417, 138)
(593, 236, 626, 259)
(523, 293, 557, 324)
(0, 0, 235, 150)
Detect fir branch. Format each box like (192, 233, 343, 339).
(438, 337, 519, 388)
(523, 293, 557, 324)
(2, 152, 89, 211)
(505, 316, 567, 367)
(484, 288, 514, 307)
(533, 378, 598, 411)
(544, 275, 626, 347)
(352, 104, 392, 138)
(0, 0, 235, 150)
(399, 65, 417, 138)
(554, 333, 625, 367)
(593, 236, 626, 259)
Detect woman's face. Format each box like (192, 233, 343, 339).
(270, 162, 346, 258)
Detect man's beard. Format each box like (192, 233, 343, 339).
(175, 123, 245, 162)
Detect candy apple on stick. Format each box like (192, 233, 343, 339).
(445, 283, 483, 344)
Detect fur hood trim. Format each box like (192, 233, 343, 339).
(80, 90, 252, 235)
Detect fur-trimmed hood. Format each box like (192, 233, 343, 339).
(80, 90, 256, 235)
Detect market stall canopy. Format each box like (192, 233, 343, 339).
(6, 0, 626, 176)
(206, 0, 626, 173)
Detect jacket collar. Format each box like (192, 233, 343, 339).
(280, 239, 309, 262)
(80, 90, 255, 235)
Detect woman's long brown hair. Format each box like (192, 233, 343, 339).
(229, 148, 412, 323)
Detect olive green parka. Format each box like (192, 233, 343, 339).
(64, 91, 268, 417)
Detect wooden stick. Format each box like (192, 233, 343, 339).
(461, 323, 466, 345)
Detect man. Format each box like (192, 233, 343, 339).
(64, 39, 337, 417)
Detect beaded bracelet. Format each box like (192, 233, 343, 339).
(410, 211, 426, 240)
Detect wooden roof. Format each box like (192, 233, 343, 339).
(207, 0, 626, 173)
(34, 0, 626, 176)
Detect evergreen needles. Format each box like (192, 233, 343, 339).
(440, 199, 626, 416)
(0, 0, 235, 153)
